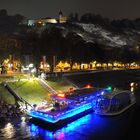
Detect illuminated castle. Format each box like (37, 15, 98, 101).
(59, 10, 67, 23)
(26, 10, 68, 26)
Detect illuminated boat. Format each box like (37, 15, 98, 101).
(27, 86, 111, 124)
(93, 89, 136, 116)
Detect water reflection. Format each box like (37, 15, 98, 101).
(29, 114, 92, 140)
(130, 82, 138, 94)
(0, 109, 133, 140)
(28, 113, 109, 140)
(1, 123, 15, 139)
(0, 82, 139, 140)
(27, 83, 138, 140)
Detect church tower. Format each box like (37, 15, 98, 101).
(59, 10, 63, 19)
(59, 10, 67, 23)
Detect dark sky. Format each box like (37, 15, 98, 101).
(0, 0, 140, 19)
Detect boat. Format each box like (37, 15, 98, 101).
(27, 86, 112, 125)
(27, 86, 135, 125)
(92, 89, 136, 116)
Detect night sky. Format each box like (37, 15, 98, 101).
(0, 0, 140, 19)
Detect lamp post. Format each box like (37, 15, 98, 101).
(28, 63, 34, 77)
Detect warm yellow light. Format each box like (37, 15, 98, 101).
(3, 123, 14, 139)
(96, 64, 101, 67)
(3, 59, 9, 64)
(47, 19, 58, 23)
(130, 82, 135, 87)
(38, 21, 42, 24)
(56, 61, 70, 71)
(108, 63, 112, 66)
(57, 93, 65, 98)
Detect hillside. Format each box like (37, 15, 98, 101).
(1, 19, 140, 68)
(46, 22, 140, 48)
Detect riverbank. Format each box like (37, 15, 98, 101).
(0, 76, 74, 123)
(0, 70, 140, 140)
(0, 100, 23, 122)
(1, 69, 140, 115)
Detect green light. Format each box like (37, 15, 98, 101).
(107, 86, 112, 90)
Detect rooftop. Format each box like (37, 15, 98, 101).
(100, 89, 131, 99)
(51, 87, 111, 101)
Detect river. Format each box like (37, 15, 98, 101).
(0, 104, 139, 140)
(0, 70, 140, 140)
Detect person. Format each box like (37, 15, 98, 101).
(33, 104, 37, 109)
(54, 102, 60, 108)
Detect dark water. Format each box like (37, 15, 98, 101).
(0, 104, 140, 140)
(1, 70, 140, 140)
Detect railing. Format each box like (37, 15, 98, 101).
(38, 78, 57, 94)
(2, 82, 33, 109)
(28, 102, 92, 123)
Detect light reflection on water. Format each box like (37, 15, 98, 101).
(0, 82, 139, 140)
(29, 114, 93, 140)
(1, 123, 15, 139)
(0, 113, 110, 140)
(28, 113, 113, 140)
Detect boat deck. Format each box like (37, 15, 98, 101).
(44, 106, 73, 116)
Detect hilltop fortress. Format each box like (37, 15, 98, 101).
(25, 10, 68, 26)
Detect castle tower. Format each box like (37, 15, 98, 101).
(59, 10, 63, 19)
(59, 10, 67, 23)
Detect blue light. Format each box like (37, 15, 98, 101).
(28, 103, 93, 123)
(64, 114, 92, 131)
(29, 111, 59, 123)
(30, 124, 37, 132)
(28, 88, 112, 124)
(60, 103, 92, 120)
(29, 124, 54, 139)
(28, 112, 109, 140)
(30, 124, 39, 136)
(101, 91, 104, 95)
(29, 114, 92, 139)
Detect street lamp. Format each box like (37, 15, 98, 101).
(28, 63, 35, 77)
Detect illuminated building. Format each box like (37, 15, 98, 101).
(24, 10, 67, 26)
(59, 10, 67, 23)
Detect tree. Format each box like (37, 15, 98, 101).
(74, 13, 79, 22)
(14, 14, 26, 25)
(120, 46, 139, 68)
(0, 9, 7, 17)
(68, 13, 74, 22)
(40, 27, 64, 72)
(0, 35, 21, 62)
